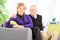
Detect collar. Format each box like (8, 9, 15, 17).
(30, 14, 37, 19)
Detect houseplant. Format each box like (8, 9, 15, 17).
(50, 17, 56, 24)
(0, 0, 9, 26)
(52, 18, 56, 21)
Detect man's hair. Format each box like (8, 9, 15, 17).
(30, 5, 37, 9)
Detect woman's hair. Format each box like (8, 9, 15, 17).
(17, 2, 26, 10)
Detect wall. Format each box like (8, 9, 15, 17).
(6, 0, 60, 23)
(6, 0, 37, 16)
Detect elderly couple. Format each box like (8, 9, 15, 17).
(5, 2, 58, 40)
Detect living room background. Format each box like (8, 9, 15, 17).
(6, 0, 60, 24)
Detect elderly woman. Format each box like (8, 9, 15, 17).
(5, 3, 33, 28)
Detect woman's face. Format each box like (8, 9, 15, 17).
(17, 6, 25, 15)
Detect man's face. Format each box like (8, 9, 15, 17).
(30, 6, 37, 16)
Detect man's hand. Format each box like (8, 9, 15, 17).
(12, 14, 17, 18)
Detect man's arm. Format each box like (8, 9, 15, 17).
(42, 15, 48, 32)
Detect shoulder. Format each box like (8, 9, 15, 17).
(37, 14, 42, 17)
(9, 17, 15, 20)
(24, 14, 29, 17)
(24, 14, 31, 18)
(24, 14, 29, 16)
(37, 14, 42, 18)
(9, 15, 18, 21)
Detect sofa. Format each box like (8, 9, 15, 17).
(0, 27, 32, 40)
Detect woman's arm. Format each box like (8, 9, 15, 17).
(5, 17, 16, 28)
(11, 15, 33, 28)
(23, 15, 33, 28)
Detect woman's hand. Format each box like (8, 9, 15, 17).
(13, 25, 24, 28)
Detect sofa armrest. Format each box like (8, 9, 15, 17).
(0, 27, 32, 40)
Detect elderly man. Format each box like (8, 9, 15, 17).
(29, 5, 58, 40)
